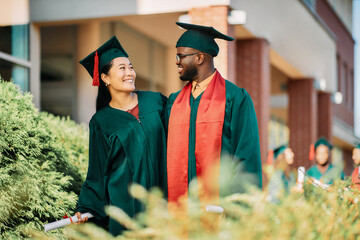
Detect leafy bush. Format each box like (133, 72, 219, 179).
(55, 179, 360, 240)
(0, 80, 88, 239)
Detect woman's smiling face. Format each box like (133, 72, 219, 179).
(315, 145, 329, 165)
(103, 57, 136, 93)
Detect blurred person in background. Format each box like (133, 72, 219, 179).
(351, 144, 360, 190)
(307, 137, 344, 185)
(267, 145, 296, 203)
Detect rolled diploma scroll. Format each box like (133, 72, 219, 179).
(297, 166, 305, 183)
(206, 205, 224, 214)
(311, 178, 330, 189)
(44, 212, 93, 232)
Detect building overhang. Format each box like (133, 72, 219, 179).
(231, 0, 337, 92)
(29, 0, 230, 23)
(333, 117, 360, 150)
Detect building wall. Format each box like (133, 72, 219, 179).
(231, 0, 337, 92)
(316, 0, 355, 128)
(0, 0, 29, 25)
(326, 0, 353, 33)
(269, 66, 289, 150)
(0, 0, 30, 91)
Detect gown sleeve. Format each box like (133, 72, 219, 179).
(159, 93, 168, 198)
(77, 119, 109, 229)
(164, 93, 175, 135)
(229, 89, 262, 189)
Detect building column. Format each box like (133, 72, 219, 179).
(236, 38, 271, 167)
(317, 92, 333, 141)
(76, 23, 101, 124)
(289, 79, 317, 169)
(188, 5, 235, 81)
(29, 23, 41, 109)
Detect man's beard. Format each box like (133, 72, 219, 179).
(180, 64, 198, 81)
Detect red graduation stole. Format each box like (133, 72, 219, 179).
(351, 167, 360, 190)
(167, 70, 226, 203)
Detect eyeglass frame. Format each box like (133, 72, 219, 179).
(176, 52, 200, 62)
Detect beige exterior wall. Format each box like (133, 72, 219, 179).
(165, 46, 183, 96)
(29, 23, 41, 108)
(76, 23, 100, 124)
(0, 0, 29, 26)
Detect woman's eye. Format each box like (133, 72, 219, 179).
(120, 67, 125, 70)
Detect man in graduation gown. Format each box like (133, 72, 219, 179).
(166, 22, 262, 203)
(351, 144, 360, 189)
(307, 137, 345, 185)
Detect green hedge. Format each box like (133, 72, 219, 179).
(0, 80, 88, 239)
(59, 180, 360, 240)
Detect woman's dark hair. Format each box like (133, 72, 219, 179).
(96, 60, 113, 112)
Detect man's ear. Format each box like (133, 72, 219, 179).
(196, 52, 205, 65)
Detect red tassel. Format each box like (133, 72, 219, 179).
(92, 51, 99, 86)
(63, 213, 69, 219)
(309, 143, 315, 161)
(267, 150, 274, 165)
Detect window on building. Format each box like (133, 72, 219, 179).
(350, 69, 354, 111)
(0, 24, 30, 91)
(337, 54, 341, 93)
(40, 25, 77, 119)
(303, 0, 316, 10)
(114, 22, 166, 93)
(341, 62, 348, 105)
(342, 62, 347, 106)
(268, 117, 289, 149)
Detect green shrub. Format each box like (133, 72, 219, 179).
(58, 179, 360, 240)
(0, 80, 88, 239)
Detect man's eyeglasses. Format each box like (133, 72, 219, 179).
(176, 53, 200, 62)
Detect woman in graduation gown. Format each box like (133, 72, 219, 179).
(307, 137, 345, 185)
(75, 36, 167, 236)
(267, 145, 296, 203)
(351, 144, 360, 189)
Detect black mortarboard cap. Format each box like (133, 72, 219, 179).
(315, 137, 333, 150)
(176, 22, 234, 57)
(79, 36, 128, 86)
(267, 144, 288, 165)
(273, 145, 288, 159)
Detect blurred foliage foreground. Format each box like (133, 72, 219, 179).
(0, 80, 88, 239)
(2, 80, 360, 240)
(38, 179, 360, 240)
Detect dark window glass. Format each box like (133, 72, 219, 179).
(0, 58, 29, 91)
(0, 24, 29, 60)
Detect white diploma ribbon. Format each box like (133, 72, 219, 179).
(44, 212, 93, 232)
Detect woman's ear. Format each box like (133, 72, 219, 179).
(101, 73, 108, 85)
